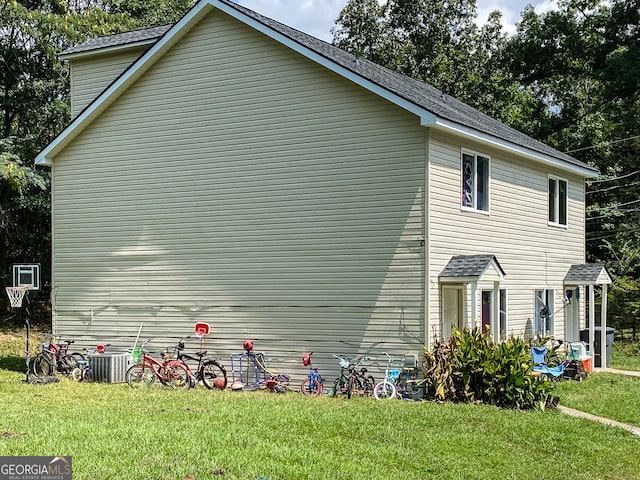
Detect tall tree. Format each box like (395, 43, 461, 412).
(332, 0, 513, 115)
(504, 0, 640, 262)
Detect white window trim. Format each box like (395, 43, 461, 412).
(499, 288, 508, 341)
(460, 149, 491, 214)
(548, 175, 568, 228)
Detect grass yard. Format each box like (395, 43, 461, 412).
(554, 373, 640, 427)
(0, 370, 639, 480)
(612, 340, 640, 371)
(1, 330, 639, 479)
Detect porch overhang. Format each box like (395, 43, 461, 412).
(564, 263, 612, 286)
(563, 263, 612, 371)
(438, 254, 505, 283)
(438, 254, 506, 342)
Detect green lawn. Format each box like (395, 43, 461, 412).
(0, 370, 639, 480)
(611, 339, 640, 371)
(554, 373, 640, 427)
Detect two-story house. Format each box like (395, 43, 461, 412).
(34, 0, 609, 377)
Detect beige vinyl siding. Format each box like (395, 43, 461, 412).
(428, 131, 585, 340)
(69, 47, 147, 118)
(52, 10, 425, 378)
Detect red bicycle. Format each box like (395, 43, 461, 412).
(125, 338, 192, 389)
(31, 337, 86, 377)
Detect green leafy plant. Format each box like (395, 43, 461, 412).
(423, 328, 553, 409)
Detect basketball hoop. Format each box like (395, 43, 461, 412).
(194, 322, 210, 339)
(5, 285, 29, 308)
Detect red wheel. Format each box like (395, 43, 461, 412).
(301, 378, 322, 396)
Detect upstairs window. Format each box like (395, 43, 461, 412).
(461, 150, 490, 212)
(548, 175, 568, 226)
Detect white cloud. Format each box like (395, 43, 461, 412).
(236, 0, 346, 41)
(476, 0, 557, 35)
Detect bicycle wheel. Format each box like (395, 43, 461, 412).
(31, 353, 54, 377)
(60, 354, 83, 374)
(363, 375, 376, 396)
(201, 360, 228, 390)
(301, 378, 322, 396)
(125, 363, 156, 388)
(329, 377, 342, 397)
(71, 367, 84, 382)
(164, 363, 191, 389)
(346, 375, 357, 399)
(373, 381, 397, 400)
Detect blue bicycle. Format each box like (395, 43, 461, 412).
(300, 352, 324, 396)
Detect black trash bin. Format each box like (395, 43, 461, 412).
(580, 327, 615, 368)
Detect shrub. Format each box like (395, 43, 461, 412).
(423, 328, 553, 409)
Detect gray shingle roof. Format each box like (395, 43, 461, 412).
(61, 24, 172, 56)
(564, 264, 611, 284)
(439, 255, 505, 279)
(60, 0, 596, 172)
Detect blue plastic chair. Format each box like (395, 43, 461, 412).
(531, 346, 566, 380)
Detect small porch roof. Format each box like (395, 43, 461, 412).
(564, 264, 612, 285)
(439, 255, 505, 283)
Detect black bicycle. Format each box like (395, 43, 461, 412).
(174, 339, 228, 390)
(330, 354, 375, 399)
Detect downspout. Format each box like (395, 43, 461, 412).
(49, 162, 57, 335)
(424, 127, 431, 350)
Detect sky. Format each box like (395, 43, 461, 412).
(235, 0, 558, 41)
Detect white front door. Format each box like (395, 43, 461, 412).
(442, 286, 464, 337)
(564, 287, 580, 341)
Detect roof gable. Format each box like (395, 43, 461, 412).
(36, 0, 598, 177)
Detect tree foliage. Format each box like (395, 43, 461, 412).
(332, 0, 513, 113)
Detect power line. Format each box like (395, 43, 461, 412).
(565, 134, 640, 154)
(586, 209, 640, 220)
(586, 198, 640, 214)
(587, 170, 640, 185)
(587, 180, 640, 194)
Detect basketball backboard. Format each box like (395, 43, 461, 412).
(12, 264, 41, 291)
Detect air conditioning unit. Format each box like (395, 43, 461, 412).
(88, 353, 131, 383)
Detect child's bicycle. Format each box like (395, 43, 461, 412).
(31, 337, 86, 377)
(330, 354, 374, 398)
(374, 352, 422, 400)
(125, 338, 192, 389)
(71, 344, 110, 382)
(300, 352, 323, 396)
(374, 352, 401, 400)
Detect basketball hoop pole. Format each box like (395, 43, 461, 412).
(5, 285, 31, 383)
